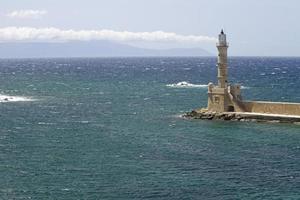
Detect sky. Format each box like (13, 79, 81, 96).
(0, 0, 299, 56)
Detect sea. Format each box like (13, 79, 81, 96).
(0, 57, 299, 199)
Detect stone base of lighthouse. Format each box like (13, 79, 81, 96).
(207, 83, 242, 112)
(207, 87, 229, 112)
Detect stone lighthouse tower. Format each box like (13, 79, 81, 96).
(207, 30, 242, 112)
(217, 30, 228, 88)
(207, 30, 232, 112)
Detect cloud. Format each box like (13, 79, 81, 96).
(0, 27, 217, 44)
(6, 10, 48, 19)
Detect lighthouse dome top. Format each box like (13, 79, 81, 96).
(218, 29, 228, 46)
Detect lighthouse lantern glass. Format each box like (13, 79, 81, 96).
(219, 34, 226, 44)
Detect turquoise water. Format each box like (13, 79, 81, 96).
(0, 57, 299, 199)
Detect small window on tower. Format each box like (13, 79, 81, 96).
(214, 96, 220, 104)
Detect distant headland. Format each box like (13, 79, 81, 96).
(184, 30, 300, 124)
(0, 41, 211, 58)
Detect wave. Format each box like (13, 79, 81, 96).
(167, 81, 250, 89)
(166, 81, 207, 88)
(0, 95, 35, 103)
(241, 86, 250, 89)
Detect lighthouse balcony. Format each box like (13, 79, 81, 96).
(216, 42, 229, 47)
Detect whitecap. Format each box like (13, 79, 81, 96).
(241, 86, 250, 89)
(0, 95, 35, 103)
(38, 122, 56, 125)
(166, 81, 207, 88)
(167, 82, 249, 89)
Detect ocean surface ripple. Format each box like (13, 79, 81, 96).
(0, 57, 299, 199)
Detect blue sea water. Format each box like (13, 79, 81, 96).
(0, 57, 299, 199)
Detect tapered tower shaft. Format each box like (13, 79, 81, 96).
(217, 30, 228, 88)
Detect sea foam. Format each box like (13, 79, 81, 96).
(167, 81, 249, 89)
(0, 95, 35, 103)
(166, 81, 207, 88)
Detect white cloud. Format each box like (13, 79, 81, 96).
(6, 10, 48, 19)
(0, 27, 217, 44)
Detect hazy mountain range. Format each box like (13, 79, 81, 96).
(0, 41, 211, 58)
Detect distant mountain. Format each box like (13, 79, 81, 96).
(0, 41, 211, 58)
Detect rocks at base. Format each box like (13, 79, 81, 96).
(183, 109, 300, 124)
(183, 110, 238, 121)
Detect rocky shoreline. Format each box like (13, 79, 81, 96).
(183, 109, 300, 124)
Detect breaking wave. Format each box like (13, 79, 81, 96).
(241, 86, 250, 89)
(0, 94, 36, 103)
(166, 81, 250, 89)
(166, 81, 207, 88)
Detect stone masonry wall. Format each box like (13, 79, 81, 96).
(238, 101, 300, 115)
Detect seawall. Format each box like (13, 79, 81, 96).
(236, 101, 300, 116)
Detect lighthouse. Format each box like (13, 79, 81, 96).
(207, 30, 243, 112)
(217, 30, 228, 88)
(207, 30, 237, 112)
(185, 30, 300, 121)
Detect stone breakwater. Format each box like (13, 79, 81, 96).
(183, 109, 300, 124)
